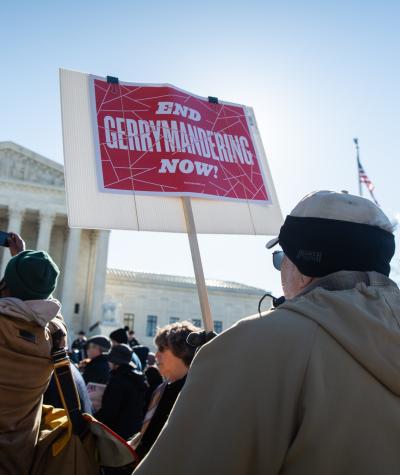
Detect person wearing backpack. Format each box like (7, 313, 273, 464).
(0, 234, 66, 475)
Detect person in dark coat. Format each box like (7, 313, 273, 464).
(128, 330, 140, 347)
(110, 328, 129, 345)
(96, 344, 147, 440)
(132, 345, 149, 370)
(144, 352, 163, 410)
(71, 330, 87, 362)
(81, 335, 111, 385)
(110, 327, 143, 370)
(132, 321, 200, 461)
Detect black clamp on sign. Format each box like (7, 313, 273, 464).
(107, 75, 119, 94)
(106, 75, 119, 84)
(208, 96, 219, 104)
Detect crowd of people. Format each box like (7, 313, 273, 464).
(66, 318, 200, 464)
(0, 234, 201, 474)
(0, 233, 200, 475)
(1, 190, 400, 474)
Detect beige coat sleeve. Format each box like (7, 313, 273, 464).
(134, 311, 318, 475)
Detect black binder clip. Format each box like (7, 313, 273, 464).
(208, 96, 219, 104)
(107, 75, 119, 94)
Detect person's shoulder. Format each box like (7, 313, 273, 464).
(185, 306, 320, 396)
(232, 303, 318, 341)
(119, 366, 147, 391)
(97, 354, 108, 362)
(117, 364, 145, 379)
(90, 354, 108, 368)
(145, 366, 160, 376)
(196, 304, 319, 365)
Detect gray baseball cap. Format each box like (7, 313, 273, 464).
(266, 190, 393, 249)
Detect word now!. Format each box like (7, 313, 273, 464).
(159, 159, 218, 178)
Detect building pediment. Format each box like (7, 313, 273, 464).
(0, 141, 65, 189)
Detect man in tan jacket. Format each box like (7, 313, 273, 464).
(134, 191, 400, 475)
(0, 234, 66, 475)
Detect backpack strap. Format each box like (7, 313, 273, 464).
(51, 330, 88, 436)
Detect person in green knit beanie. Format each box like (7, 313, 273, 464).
(0, 232, 67, 475)
(2, 249, 60, 300)
(0, 232, 59, 301)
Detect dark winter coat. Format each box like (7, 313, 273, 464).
(96, 364, 147, 440)
(136, 376, 186, 459)
(71, 337, 87, 361)
(82, 354, 110, 385)
(144, 366, 163, 410)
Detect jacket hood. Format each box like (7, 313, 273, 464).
(281, 271, 400, 395)
(0, 297, 61, 327)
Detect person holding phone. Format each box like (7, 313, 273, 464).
(0, 231, 26, 256)
(0, 231, 67, 475)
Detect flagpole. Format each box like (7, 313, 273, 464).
(353, 138, 362, 197)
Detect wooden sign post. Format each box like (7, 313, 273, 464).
(181, 197, 213, 332)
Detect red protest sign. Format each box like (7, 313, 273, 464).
(90, 77, 270, 202)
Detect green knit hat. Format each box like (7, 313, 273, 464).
(4, 250, 60, 300)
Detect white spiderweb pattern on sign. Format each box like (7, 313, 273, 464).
(93, 79, 269, 202)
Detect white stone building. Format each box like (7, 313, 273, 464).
(0, 141, 269, 346)
(105, 269, 267, 348)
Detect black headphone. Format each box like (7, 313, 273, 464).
(186, 294, 286, 350)
(258, 293, 285, 317)
(186, 330, 217, 349)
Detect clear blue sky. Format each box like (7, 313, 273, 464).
(1, 0, 399, 296)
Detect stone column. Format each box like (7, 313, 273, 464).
(0, 206, 25, 276)
(89, 230, 110, 327)
(60, 227, 81, 329)
(36, 211, 55, 252)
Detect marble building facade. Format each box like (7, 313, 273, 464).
(0, 141, 268, 346)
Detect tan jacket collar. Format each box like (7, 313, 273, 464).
(298, 270, 398, 297)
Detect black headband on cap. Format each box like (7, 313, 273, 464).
(278, 216, 395, 277)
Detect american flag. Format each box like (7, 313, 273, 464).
(357, 158, 375, 192)
(354, 138, 379, 206)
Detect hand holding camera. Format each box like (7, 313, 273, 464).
(0, 231, 26, 256)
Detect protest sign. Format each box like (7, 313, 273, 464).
(60, 69, 282, 235)
(87, 382, 107, 412)
(60, 69, 283, 331)
(92, 77, 269, 202)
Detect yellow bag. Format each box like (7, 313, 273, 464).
(30, 344, 138, 474)
(31, 406, 100, 475)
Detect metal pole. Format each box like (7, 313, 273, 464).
(354, 138, 362, 197)
(181, 197, 214, 332)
